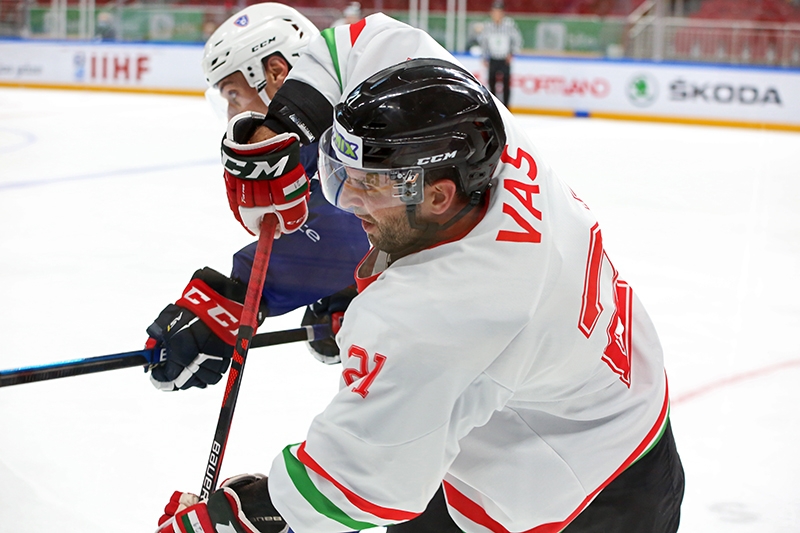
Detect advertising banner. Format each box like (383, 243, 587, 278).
(0, 40, 205, 94)
(1, 40, 797, 130)
(458, 54, 800, 130)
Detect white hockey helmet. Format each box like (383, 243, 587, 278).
(201, 3, 318, 102)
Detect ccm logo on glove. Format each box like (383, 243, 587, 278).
(177, 279, 244, 346)
(146, 268, 268, 391)
(221, 111, 310, 237)
(223, 150, 292, 181)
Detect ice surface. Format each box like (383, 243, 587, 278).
(1, 87, 798, 532)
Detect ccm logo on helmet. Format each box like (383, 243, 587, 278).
(251, 37, 277, 53)
(417, 151, 457, 165)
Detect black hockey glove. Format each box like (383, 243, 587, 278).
(156, 474, 287, 533)
(300, 285, 358, 364)
(146, 267, 267, 391)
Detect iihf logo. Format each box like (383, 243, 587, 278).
(234, 14, 249, 27)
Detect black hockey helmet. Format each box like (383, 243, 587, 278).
(330, 58, 506, 198)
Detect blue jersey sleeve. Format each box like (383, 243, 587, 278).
(230, 142, 370, 316)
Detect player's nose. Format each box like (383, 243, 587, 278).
(337, 182, 365, 211)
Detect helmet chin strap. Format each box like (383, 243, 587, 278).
(256, 81, 272, 107)
(253, 71, 272, 107)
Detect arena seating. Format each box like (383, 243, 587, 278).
(690, 0, 800, 22)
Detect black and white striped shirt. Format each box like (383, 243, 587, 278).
(479, 16, 523, 60)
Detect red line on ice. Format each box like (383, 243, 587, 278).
(672, 358, 800, 405)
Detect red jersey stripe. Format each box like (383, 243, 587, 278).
(296, 442, 420, 522)
(349, 18, 367, 45)
(444, 377, 671, 533)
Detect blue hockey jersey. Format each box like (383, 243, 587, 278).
(230, 143, 369, 316)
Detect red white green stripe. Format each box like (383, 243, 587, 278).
(320, 18, 367, 92)
(443, 377, 673, 533)
(283, 176, 308, 201)
(178, 507, 214, 533)
(282, 442, 420, 529)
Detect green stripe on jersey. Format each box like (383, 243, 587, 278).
(282, 445, 377, 530)
(632, 408, 671, 466)
(320, 27, 343, 92)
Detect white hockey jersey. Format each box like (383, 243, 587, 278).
(268, 14, 670, 533)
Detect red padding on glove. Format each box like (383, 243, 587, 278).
(176, 279, 244, 346)
(159, 491, 184, 526)
(234, 165, 307, 208)
(225, 172, 251, 235)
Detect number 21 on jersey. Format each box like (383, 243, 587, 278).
(342, 345, 387, 398)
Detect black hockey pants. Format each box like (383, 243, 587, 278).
(386, 421, 685, 533)
(487, 58, 512, 107)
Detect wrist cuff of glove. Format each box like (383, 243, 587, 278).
(266, 79, 334, 145)
(219, 475, 285, 533)
(193, 267, 248, 301)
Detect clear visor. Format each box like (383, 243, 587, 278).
(205, 79, 267, 122)
(318, 127, 425, 213)
(204, 87, 230, 123)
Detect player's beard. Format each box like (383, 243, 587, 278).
(361, 207, 425, 257)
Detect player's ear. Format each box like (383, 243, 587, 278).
(264, 55, 290, 84)
(425, 179, 460, 217)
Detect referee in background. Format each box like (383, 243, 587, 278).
(478, 0, 522, 107)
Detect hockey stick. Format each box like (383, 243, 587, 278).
(200, 214, 277, 499)
(0, 323, 332, 388)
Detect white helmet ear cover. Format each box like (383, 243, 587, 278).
(238, 55, 268, 93)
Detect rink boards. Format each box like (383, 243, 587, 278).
(1, 38, 798, 131)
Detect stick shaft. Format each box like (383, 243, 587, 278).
(200, 215, 278, 499)
(0, 352, 149, 387)
(0, 324, 331, 388)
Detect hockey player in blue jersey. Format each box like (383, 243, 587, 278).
(144, 3, 369, 391)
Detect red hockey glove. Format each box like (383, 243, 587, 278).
(156, 474, 287, 533)
(146, 267, 267, 391)
(222, 111, 310, 237)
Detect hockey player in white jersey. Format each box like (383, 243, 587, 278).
(156, 13, 684, 533)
